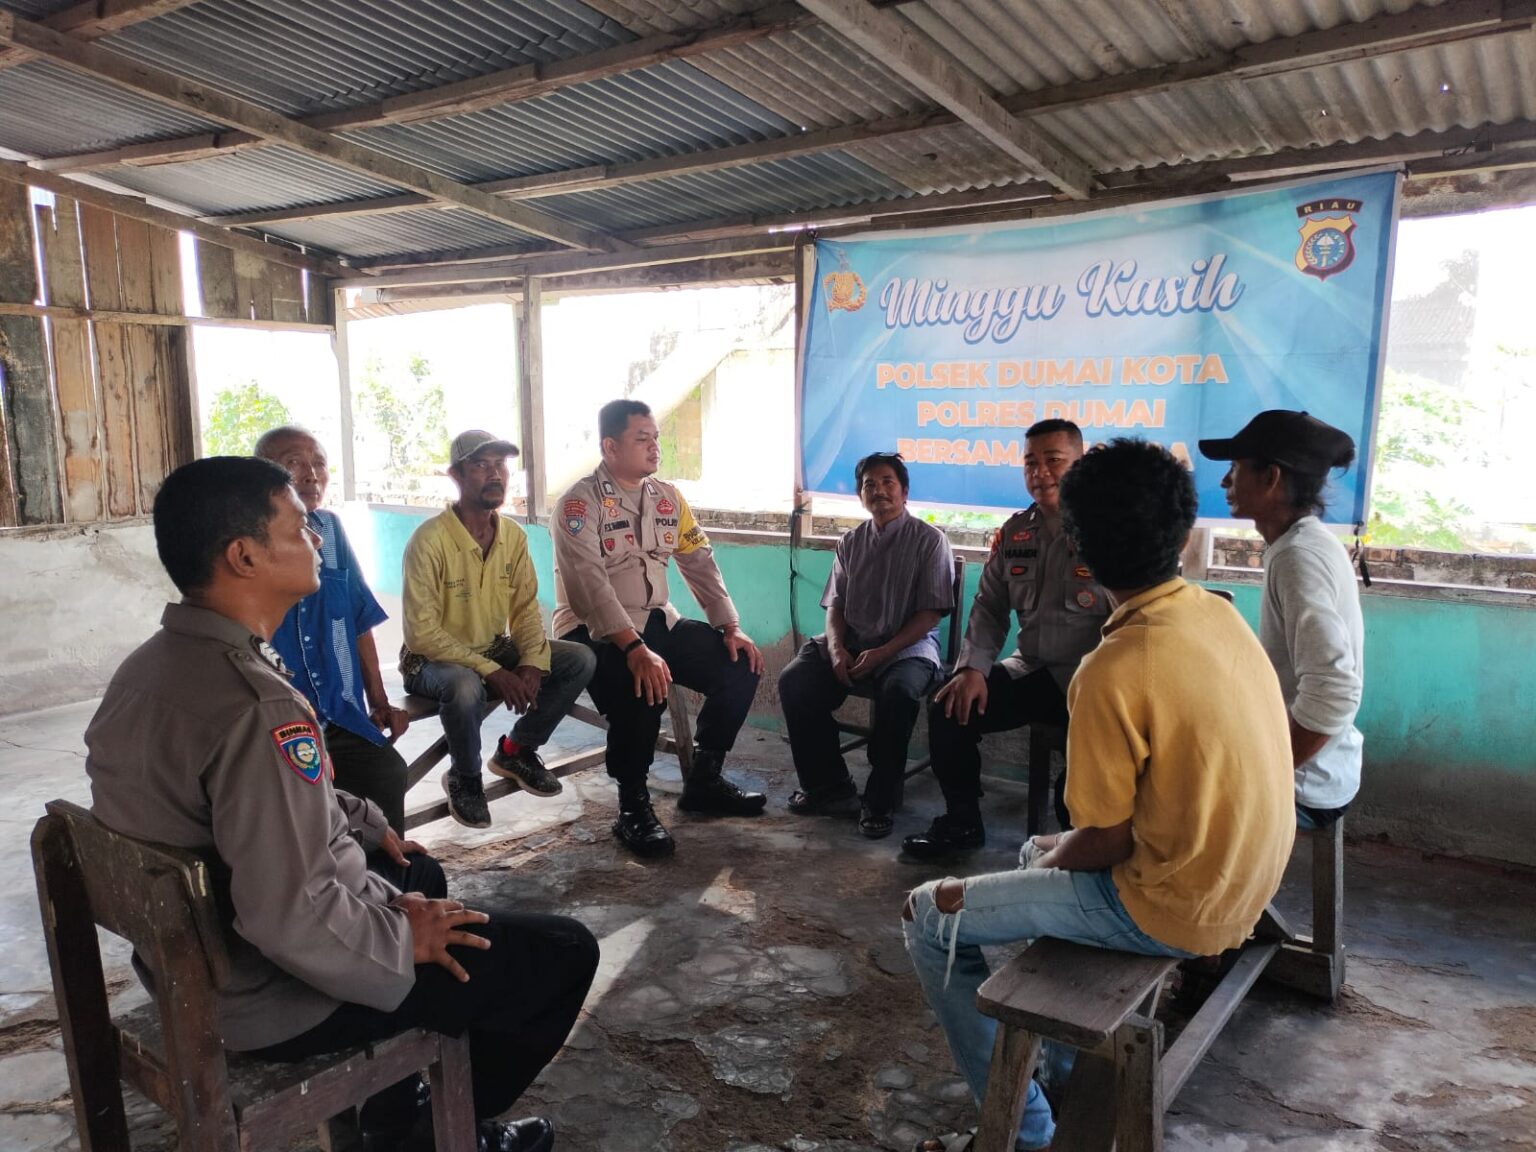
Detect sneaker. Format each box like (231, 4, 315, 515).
(900, 813, 985, 859)
(488, 737, 563, 797)
(441, 771, 492, 829)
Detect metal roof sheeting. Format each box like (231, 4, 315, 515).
(0, 0, 1529, 266)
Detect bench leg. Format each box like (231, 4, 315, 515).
(428, 1034, 477, 1152)
(974, 1024, 1040, 1152)
(1263, 819, 1346, 1002)
(1113, 1018, 1165, 1152)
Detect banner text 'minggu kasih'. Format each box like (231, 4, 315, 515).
(876, 255, 1245, 344)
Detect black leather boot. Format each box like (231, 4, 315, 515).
(677, 749, 767, 816)
(900, 811, 985, 859)
(613, 784, 675, 857)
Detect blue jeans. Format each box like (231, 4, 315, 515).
(903, 864, 1192, 1150)
(404, 640, 596, 780)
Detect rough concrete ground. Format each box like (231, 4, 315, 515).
(1, 699, 1533, 1152)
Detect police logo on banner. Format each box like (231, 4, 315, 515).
(563, 499, 588, 536)
(822, 249, 866, 313)
(1294, 198, 1361, 281)
(272, 721, 325, 784)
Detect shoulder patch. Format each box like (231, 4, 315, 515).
(271, 720, 327, 784)
(563, 499, 588, 536)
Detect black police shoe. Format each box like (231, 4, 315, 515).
(613, 789, 676, 858)
(479, 1116, 554, 1152)
(677, 749, 767, 816)
(901, 813, 985, 859)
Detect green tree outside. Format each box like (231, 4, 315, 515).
(356, 353, 448, 492)
(203, 380, 292, 456)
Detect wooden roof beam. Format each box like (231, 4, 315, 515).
(794, 0, 1094, 199)
(0, 12, 626, 254)
(0, 0, 201, 71)
(30, 2, 813, 173)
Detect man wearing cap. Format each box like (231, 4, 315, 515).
(401, 430, 597, 829)
(552, 399, 765, 859)
(1198, 410, 1365, 827)
(902, 419, 1111, 860)
(256, 425, 414, 840)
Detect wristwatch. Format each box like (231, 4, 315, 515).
(622, 637, 646, 655)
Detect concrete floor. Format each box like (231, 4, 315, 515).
(2, 698, 1534, 1152)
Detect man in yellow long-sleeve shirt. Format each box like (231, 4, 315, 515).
(402, 430, 596, 829)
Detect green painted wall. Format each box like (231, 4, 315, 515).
(359, 506, 1536, 865)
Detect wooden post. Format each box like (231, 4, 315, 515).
(517, 276, 547, 523)
(333, 288, 356, 502)
(0, 181, 62, 523)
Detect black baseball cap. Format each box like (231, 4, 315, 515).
(1198, 410, 1356, 475)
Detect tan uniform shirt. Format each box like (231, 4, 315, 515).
(552, 463, 737, 640)
(85, 604, 414, 1051)
(957, 504, 1111, 691)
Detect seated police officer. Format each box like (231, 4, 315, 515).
(552, 399, 765, 858)
(780, 451, 955, 838)
(903, 420, 1111, 859)
(85, 457, 598, 1152)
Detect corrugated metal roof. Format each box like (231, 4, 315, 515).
(0, 59, 221, 156)
(98, 146, 404, 215)
(0, 0, 1530, 268)
(260, 205, 544, 260)
(102, 0, 638, 115)
(344, 59, 799, 183)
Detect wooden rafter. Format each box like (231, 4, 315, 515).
(180, 0, 1536, 235)
(0, 0, 200, 71)
(0, 12, 625, 254)
(30, 2, 814, 173)
(794, 0, 1094, 199)
(0, 159, 347, 278)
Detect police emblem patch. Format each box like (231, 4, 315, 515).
(271, 721, 325, 784)
(1074, 565, 1093, 579)
(664, 532, 674, 545)
(1076, 590, 1098, 609)
(604, 538, 616, 551)
(600, 480, 616, 496)
(1012, 530, 1033, 543)
(563, 499, 588, 536)
(1294, 198, 1361, 281)
(655, 497, 676, 516)
(625, 533, 635, 545)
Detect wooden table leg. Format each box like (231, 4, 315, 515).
(974, 1025, 1040, 1152)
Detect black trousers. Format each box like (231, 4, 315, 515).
(563, 610, 760, 787)
(249, 910, 599, 1124)
(927, 664, 1069, 819)
(778, 641, 939, 814)
(327, 723, 411, 837)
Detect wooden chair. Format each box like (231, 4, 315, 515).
(32, 799, 477, 1152)
(974, 934, 1280, 1152)
(400, 694, 606, 832)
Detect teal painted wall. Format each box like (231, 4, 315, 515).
(357, 506, 1536, 865)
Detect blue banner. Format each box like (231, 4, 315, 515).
(799, 171, 1399, 524)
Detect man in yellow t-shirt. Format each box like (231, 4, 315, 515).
(902, 439, 1294, 1152)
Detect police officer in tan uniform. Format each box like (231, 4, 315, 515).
(86, 457, 596, 1152)
(903, 420, 1112, 859)
(553, 399, 765, 858)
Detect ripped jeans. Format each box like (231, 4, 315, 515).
(903, 861, 1192, 1150)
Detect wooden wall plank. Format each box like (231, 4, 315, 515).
(125, 324, 166, 512)
(37, 198, 102, 522)
(148, 223, 182, 316)
(114, 217, 155, 312)
(196, 239, 237, 319)
(93, 322, 138, 517)
(0, 181, 61, 523)
(306, 272, 331, 326)
(157, 327, 194, 470)
(270, 263, 303, 323)
(79, 203, 122, 311)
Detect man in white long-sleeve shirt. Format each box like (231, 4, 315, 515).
(1199, 410, 1364, 826)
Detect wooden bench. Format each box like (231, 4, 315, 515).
(398, 693, 607, 832)
(1261, 815, 1347, 1002)
(974, 934, 1280, 1152)
(32, 799, 476, 1152)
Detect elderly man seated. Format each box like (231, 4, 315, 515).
(902, 439, 1295, 1152)
(779, 451, 955, 838)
